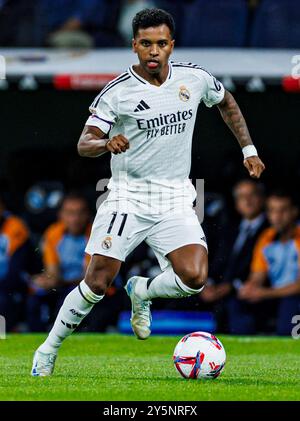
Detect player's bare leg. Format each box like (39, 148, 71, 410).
(125, 244, 207, 340)
(167, 244, 208, 291)
(31, 255, 121, 376)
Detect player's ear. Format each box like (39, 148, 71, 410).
(170, 39, 175, 53)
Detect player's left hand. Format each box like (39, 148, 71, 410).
(201, 285, 218, 302)
(239, 284, 268, 302)
(243, 156, 265, 179)
(33, 273, 57, 290)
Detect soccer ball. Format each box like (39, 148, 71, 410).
(173, 331, 226, 380)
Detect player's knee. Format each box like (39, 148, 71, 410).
(85, 264, 113, 295)
(178, 263, 208, 291)
(84, 255, 120, 296)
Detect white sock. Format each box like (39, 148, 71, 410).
(134, 267, 204, 300)
(38, 280, 103, 354)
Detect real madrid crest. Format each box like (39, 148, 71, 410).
(179, 85, 191, 102)
(102, 236, 112, 250)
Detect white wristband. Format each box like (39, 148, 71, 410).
(242, 145, 258, 159)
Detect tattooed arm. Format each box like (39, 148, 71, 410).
(217, 90, 265, 178)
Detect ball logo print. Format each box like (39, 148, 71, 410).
(173, 332, 226, 380)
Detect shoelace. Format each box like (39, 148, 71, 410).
(135, 300, 152, 323)
(39, 353, 56, 371)
(48, 354, 56, 364)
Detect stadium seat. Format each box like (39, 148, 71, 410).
(250, 0, 300, 48)
(180, 0, 248, 47)
(156, 0, 186, 45)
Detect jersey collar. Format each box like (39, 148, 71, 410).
(129, 62, 173, 87)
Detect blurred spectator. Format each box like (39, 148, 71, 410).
(0, 0, 36, 46)
(239, 191, 300, 335)
(0, 193, 40, 331)
(118, 0, 155, 46)
(27, 192, 91, 331)
(201, 179, 268, 332)
(23, 180, 64, 245)
(36, 0, 123, 48)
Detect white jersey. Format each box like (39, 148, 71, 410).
(86, 61, 225, 214)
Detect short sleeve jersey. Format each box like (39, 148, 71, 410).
(86, 62, 225, 211)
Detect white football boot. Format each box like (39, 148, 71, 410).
(125, 276, 152, 340)
(31, 349, 57, 377)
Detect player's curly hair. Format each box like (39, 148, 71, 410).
(132, 8, 175, 38)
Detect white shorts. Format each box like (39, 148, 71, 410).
(85, 202, 207, 271)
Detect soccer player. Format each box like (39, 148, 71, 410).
(32, 8, 265, 376)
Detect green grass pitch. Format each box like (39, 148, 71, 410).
(0, 334, 299, 401)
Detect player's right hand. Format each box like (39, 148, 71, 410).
(243, 156, 265, 179)
(105, 134, 129, 154)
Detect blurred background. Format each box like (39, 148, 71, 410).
(1, 0, 300, 336)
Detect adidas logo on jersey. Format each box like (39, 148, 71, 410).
(134, 100, 150, 112)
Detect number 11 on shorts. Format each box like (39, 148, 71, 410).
(107, 212, 128, 237)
